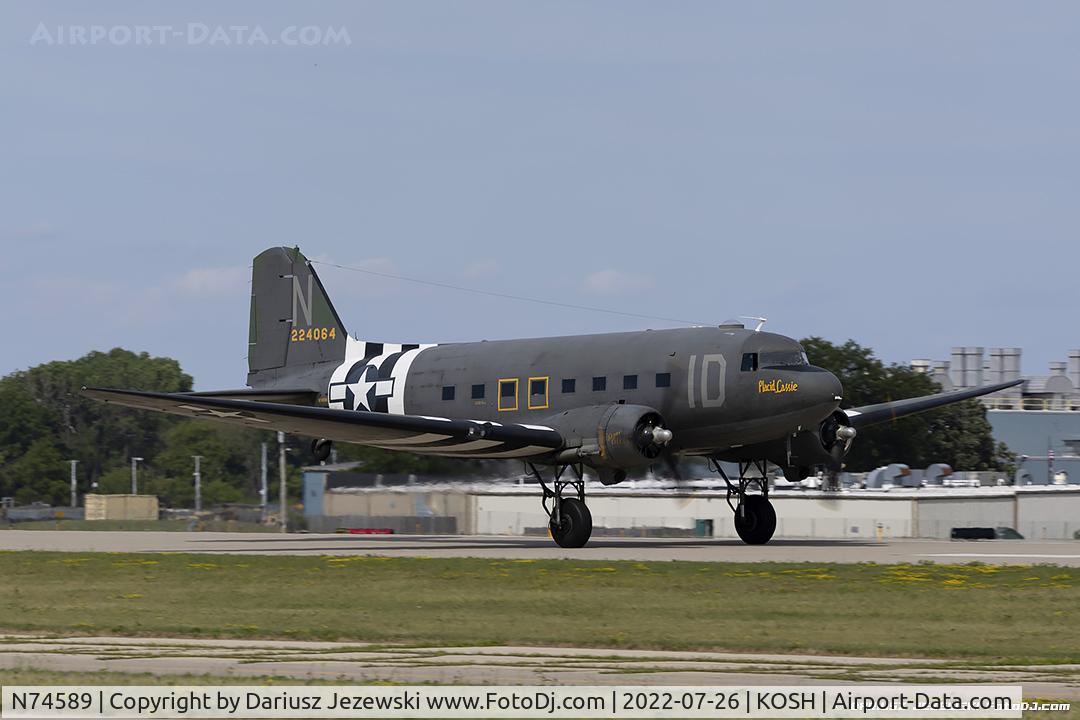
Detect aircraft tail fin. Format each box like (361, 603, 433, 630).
(247, 247, 347, 386)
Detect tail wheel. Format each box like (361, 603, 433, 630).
(734, 495, 776, 545)
(550, 497, 593, 548)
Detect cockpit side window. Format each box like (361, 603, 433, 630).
(760, 350, 810, 368)
(741, 352, 758, 372)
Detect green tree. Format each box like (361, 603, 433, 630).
(801, 337, 1013, 472)
(18, 348, 193, 487)
(7, 439, 68, 505)
(0, 377, 64, 500)
(153, 422, 269, 506)
(0, 348, 193, 504)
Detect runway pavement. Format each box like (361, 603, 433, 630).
(3, 530, 1080, 565)
(1, 635, 1077, 699)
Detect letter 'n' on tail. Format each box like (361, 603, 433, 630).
(247, 247, 347, 387)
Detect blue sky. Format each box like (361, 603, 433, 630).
(2, 2, 1077, 389)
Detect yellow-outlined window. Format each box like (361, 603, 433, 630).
(527, 376, 549, 410)
(498, 378, 518, 412)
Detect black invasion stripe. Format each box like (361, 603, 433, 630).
(378, 351, 403, 380)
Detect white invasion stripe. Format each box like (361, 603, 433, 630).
(466, 446, 548, 459)
(381, 444, 548, 458)
(421, 439, 501, 452)
(387, 346, 432, 415)
(921, 553, 1080, 560)
(368, 433, 451, 446)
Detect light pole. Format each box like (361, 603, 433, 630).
(260, 442, 268, 522)
(192, 455, 203, 512)
(69, 460, 78, 508)
(130, 457, 144, 494)
(278, 431, 287, 533)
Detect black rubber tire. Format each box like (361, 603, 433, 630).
(311, 438, 332, 462)
(549, 498, 593, 548)
(734, 495, 777, 545)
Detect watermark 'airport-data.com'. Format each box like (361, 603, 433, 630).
(30, 23, 352, 48)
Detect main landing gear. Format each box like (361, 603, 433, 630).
(311, 438, 332, 462)
(527, 462, 592, 548)
(708, 458, 777, 545)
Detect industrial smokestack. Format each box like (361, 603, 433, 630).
(1002, 348, 1022, 383)
(966, 347, 984, 388)
(932, 360, 954, 391)
(950, 347, 984, 389)
(987, 348, 1005, 386)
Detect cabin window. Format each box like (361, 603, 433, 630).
(623, 374, 638, 390)
(655, 372, 671, 388)
(442, 385, 456, 401)
(528, 377, 549, 409)
(561, 378, 576, 394)
(592, 376, 607, 392)
(498, 378, 518, 411)
(471, 383, 485, 400)
(741, 352, 759, 372)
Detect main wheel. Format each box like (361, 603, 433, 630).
(734, 495, 776, 545)
(311, 438, 332, 462)
(549, 497, 592, 548)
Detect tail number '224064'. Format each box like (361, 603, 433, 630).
(290, 327, 336, 342)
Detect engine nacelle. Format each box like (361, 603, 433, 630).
(786, 409, 856, 470)
(547, 403, 674, 483)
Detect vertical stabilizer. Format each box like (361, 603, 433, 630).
(248, 247, 347, 386)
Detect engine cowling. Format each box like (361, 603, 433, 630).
(786, 409, 857, 471)
(547, 403, 675, 483)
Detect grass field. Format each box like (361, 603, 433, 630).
(1, 552, 1078, 663)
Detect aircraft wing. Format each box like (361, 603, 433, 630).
(82, 387, 564, 459)
(844, 379, 1022, 429)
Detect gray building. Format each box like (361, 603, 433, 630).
(913, 347, 1080, 483)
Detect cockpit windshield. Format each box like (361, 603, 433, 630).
(759, 349, 809, 368)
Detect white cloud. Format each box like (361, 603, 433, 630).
(581, 269, 655, 296)
(463, 259, 499, 279)
(172, 265, 249, 298)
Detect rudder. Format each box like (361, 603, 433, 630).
(248, 247, 347, 385)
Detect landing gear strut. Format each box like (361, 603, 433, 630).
(527, 462, 592, 548)
(709, 458, 777, 545)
